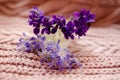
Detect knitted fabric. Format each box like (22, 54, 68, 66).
(0, 16, 120, 80)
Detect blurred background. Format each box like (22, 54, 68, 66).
(0, 0, 120, 26)
(0, 1, 120, 80)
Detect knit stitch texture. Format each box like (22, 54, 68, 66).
(0, 16, 120, 80)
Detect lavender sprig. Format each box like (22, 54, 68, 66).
(17, 34, 81, 70)
(28, 7, 95, 39)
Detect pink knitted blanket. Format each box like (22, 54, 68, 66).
(0, 16, 120, 80)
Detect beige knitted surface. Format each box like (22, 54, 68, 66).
(0, 16, 120, 80)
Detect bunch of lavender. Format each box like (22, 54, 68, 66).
(17, 7, 95, 70)
(28, 7, 95, 39)
(17, 33, 81, 70)
(28, 7, 95, 48)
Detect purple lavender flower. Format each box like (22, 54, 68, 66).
(73, 9, 95, 23)
(17, 34, 81, 70)
(17, 33, 46, 53)
(61, 21, 75, 39)
(73, 9, 95, 37)
(47, 48, 81, 70)
(52, 15, 66, 28)
(28, 7, 95, 39)
(28, 7, 44, 35)
(41, 16, 52, 34)
(51, 15, 66, 34)
(40, 40, 80, 70)
(20, 7, 96, 70)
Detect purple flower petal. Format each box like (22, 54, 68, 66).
(34, 28, 40, 35)
(73, 11, 79, 17)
